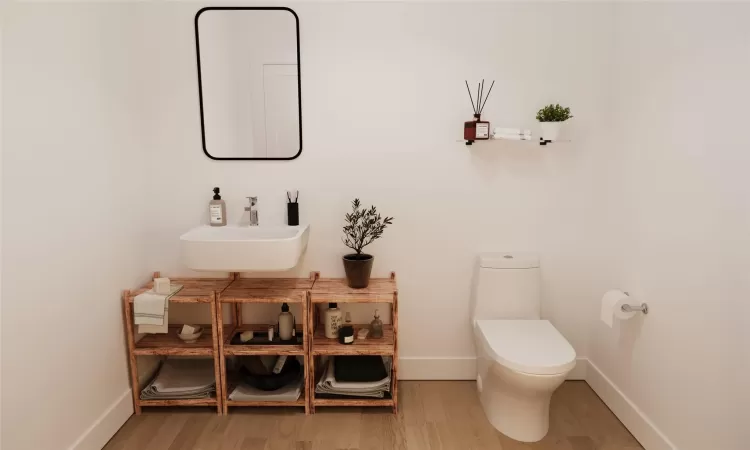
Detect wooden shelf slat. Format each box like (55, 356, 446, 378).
(226, 399, 306, 407)
(139, 398, 218, 407)
(312, 398, 394, 407)
(312, 324, 394, 355)
(128, 277, 233, 304)
(311, 277, 397, 298)
(221, 289, 306, 304)
(230, 278, 316, 290)
(310, 293, 394, 304)
(133, 325, 231, 355)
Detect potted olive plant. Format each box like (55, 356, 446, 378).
(341, 199, 394, 288)
(536, 104, 572, 142)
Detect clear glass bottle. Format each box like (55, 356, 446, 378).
(369, 309, 383, 339)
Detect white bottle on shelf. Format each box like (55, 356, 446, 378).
(278, 302, 294, 341)
(324, 303, 343, 339)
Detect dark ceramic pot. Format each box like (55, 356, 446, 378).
(342, 254, 374, 288)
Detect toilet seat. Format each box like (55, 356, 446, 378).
(475, 319, 576, 375)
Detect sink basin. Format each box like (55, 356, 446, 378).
(180, 225, 309, 272)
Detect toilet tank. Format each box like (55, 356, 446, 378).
(469, 252, 541, 322)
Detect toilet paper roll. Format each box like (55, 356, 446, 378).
(600, 290, 636, 328)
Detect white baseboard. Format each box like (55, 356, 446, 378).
(398, 357, 588, 380)
(586, 360, 676, 450)
(67, 389, 133, 450)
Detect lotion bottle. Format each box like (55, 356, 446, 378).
(324, 303, 342, 339)
(278, 303, 294, 341)
(209, 187, 226, 226)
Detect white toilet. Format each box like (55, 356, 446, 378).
(470, 252, 576, 443)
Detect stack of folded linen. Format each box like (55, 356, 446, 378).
(229, 376, 303, 402)
(315, 356, 392, 398)
(140, 358, 216, 400)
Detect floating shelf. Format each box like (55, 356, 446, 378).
(460, 137, 571, 146)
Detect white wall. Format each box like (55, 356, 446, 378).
(1, 4, 150, 449)
(141, 1, 612, 364)
(587, 4, 750, 450)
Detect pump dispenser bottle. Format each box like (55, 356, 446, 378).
(209, 187, 226, 227)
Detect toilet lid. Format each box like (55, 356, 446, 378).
(475, 320, 576, 375)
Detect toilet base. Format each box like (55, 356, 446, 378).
(477, 360, 569, 442)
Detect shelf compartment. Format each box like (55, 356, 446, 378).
(225, 383, 306, 408)
(223, 324, 305, 356)
(224, 372, 307, 409)
(133, 325, 230, 356)
(127, 276, 234, 303)
(312, 324, 394, 355)
(310, 274, 397, 303)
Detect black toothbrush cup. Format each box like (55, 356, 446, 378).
(287, 190, 299, 226)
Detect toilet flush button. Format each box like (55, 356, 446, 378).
(504, 255, 513, 259)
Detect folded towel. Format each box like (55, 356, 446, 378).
(140, 358, 216, 400)
(134, 284, 182, 334)
(334, 356, 388, 382)
(315, 357, 391, 398)
(229, 376, 303, 402)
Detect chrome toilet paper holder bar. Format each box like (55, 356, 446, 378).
(621, 303, 649, 314)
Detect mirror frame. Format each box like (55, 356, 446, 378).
(194, 6, 302, 161)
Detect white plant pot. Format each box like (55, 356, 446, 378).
(540, 122, 563, 141)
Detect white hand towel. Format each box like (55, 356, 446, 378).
(134, 284, 182, 334)
(138, 305, 169, 334)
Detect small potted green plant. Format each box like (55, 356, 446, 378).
(536, 104, 572, 142)
(341, 199, 394, 288)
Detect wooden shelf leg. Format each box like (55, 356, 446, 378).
(213, 294, 227, 415)
(122, 291, 141, 415)
(210, 292, 224, 415)
(307, 291, 315, 414)
(392, 290, 399, 414)
(303, 291, 310, 415)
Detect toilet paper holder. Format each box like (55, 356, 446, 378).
(620, 292, 649, 314)
(621, 302, 649, 314)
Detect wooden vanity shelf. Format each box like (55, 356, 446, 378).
(216, 272, 317, 414)
(122, 272, 233, 414)
(308, 272, 398, 413)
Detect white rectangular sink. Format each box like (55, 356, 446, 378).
(180, 224, 309, 272)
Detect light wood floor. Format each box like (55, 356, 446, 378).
(104, 381, 642, 450)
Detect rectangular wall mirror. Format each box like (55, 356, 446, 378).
(195, 7, 301, 160)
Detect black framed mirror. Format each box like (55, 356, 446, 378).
(195, 7, 302, 160)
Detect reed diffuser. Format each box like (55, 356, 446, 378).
(463, 79, 495, 145)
